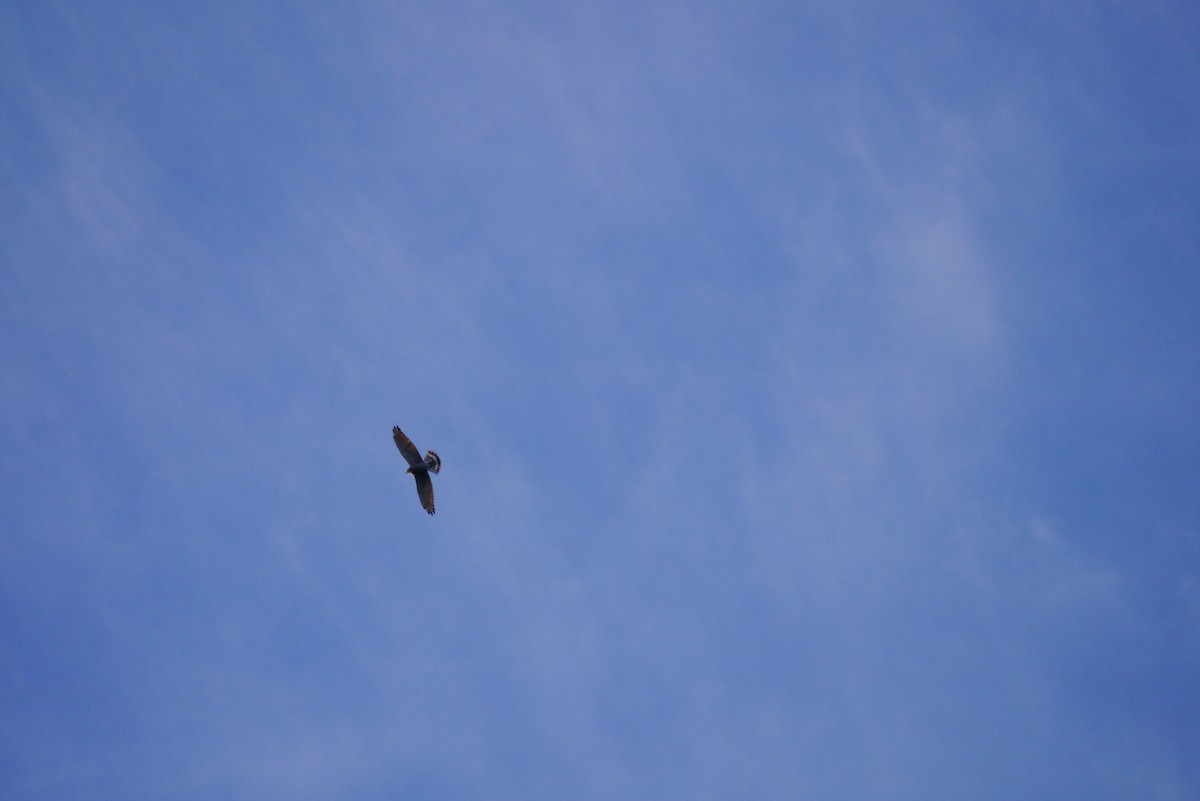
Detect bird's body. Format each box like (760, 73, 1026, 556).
(393, 426, 440, 515)
(405, 451, 442, 476)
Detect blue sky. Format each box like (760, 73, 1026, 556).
(2, 2, 1198, 798)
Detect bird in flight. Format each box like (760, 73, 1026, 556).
(393, 426, 441, 515)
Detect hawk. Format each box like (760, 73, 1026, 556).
(393, 426, 441, 515)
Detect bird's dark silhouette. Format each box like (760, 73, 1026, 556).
(393, 426, 441, 515)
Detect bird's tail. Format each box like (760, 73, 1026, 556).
(425, 450, 441, 474)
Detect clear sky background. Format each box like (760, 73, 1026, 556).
(2, 2, 1198, 799)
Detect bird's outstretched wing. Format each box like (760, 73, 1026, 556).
(414, 471, 435, 514)
(392, 426, 422, 467)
